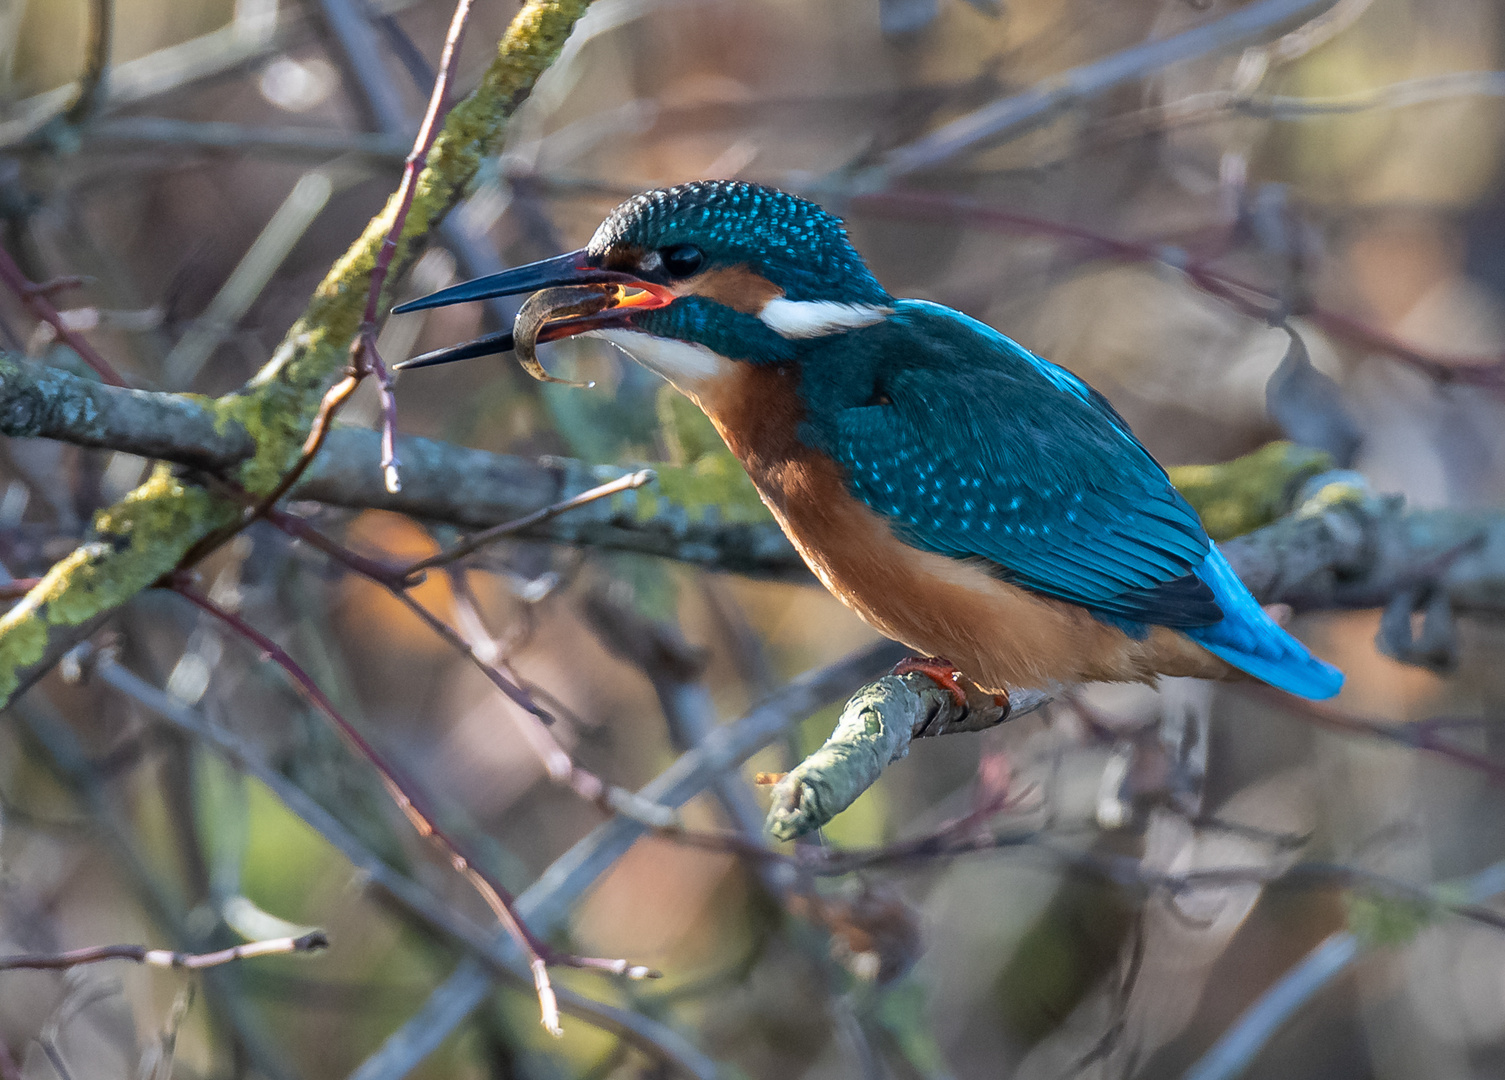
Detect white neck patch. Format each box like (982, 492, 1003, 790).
(588, 328, 734, 395)
(757, 297, 891, 339)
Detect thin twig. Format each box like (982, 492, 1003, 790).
(444, 582, 680, 826)
(244, 374, 361, 525)
(0, 243, 126, 386)
(0, 932, 328, 972)
(251, 0, 475, 519)
(1096, 69, 1505, 144)
(1182, 932, 1360, 1080)
(848, 191, 1505, 382)
(347, 641, 902, 1077)
(170, 581, 655, 1035)
(871, 0, 1341, 178)
(64, 116, 408, 161)
(354, 0, 478, 495)
(265, 506, 550, 719)
(406, 469, 656, 577)
(1256, 687, 1505, 783)
(63, 0, 113, 124)
(82, 649, 719, 1079)
(1182, 855, 1505, 1080)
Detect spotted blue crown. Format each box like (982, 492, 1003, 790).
(588, 180, 892, 306)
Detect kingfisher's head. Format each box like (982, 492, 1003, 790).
(394, 181, 893, 394)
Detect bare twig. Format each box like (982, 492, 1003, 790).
(0, 245, 127, 386)
(848, 191, 1505, 382)
(170, 581, 654, 1035)
(1183, 856, 1505, 1080)
(348, 641, 903, 1078)
(265, 506, 550, 718)
(443, 584, 682, 826)
(243, 372, 363, 522)
(1098, 69, 1505, 144)
(870, 0, 1341, 179)
(405, 468, 656, 577)
(63, 117, 408, 162)
(82, 649, 719, 1080)
(0, 932, 328, 972)
(1184, 932, 1361, 1080)
(246, 0, 478, 513)
(1254, 687, 1505, 783)
(354, 0, 478, 495)
(63, 0, 114, 124)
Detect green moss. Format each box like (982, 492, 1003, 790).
(1296, 476, 1371, 517)
(0, 466, 238, 702)
(0, 0, 594, 708)
(1169, 441, 1334, 541)
(649, 386, 771, 524)
(1346, 892, 1434, 947)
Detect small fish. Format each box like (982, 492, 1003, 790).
(512, 285, 617, 387)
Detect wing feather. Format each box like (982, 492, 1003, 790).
(812, 302, 1221, 630)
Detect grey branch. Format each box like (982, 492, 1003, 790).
(9, 356, 1505, 613)
(1219, 481, 1505, 618)
(87, 651, 724, 1080)
(872, 0, 1342, 179)
(0, 357, 253, 470)
(69, 117, 409, 164)
(349, 641, 901, 1080)
(765, 674, 1051, 841)
(0, 354, 799, 572)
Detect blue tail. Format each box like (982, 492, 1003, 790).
(1183, 544, 1344, 700)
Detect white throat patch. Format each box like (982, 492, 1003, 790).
(588, 328, 735, 395)
(757, 297, 891, 339)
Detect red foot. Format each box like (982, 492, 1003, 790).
(893, 656, 969, 709)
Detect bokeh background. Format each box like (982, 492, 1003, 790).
(3, 0, 1505, 1077)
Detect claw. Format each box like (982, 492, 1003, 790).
(892, 656, 969, 709)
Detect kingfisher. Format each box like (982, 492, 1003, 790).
(392, 180, 1343, 702)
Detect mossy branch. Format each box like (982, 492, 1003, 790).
(0, 0, 593, 707)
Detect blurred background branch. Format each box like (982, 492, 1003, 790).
(6, 0, 1505, 1076)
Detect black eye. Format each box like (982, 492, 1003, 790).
(659, 244, 704, 278)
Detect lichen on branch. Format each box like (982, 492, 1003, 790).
(766, 675, 1050, 841)
(0, 0, 594, 707)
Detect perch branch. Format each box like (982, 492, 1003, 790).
(765, 673, 1049, 840)
(348, 641, 903, 1080)
(765, 470, 1505, 838)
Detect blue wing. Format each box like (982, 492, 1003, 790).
(813, 301, 1220, 631)
(801, 300, 1342, 698)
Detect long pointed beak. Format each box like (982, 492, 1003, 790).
(394, 330, 515, 370)
(392, 249, 677, 372)
(391, 249, 637, 313)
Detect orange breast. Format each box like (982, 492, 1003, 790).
(686, 364, 1227, 693)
